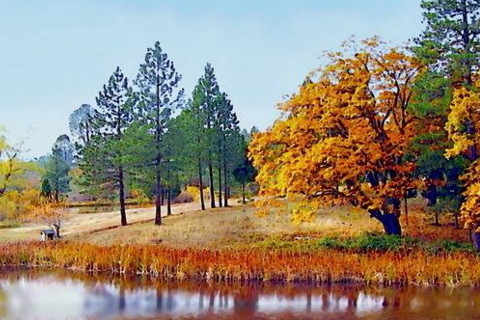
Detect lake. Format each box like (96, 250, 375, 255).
(0, 269, 479, 319)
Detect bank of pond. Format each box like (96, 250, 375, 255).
(0, 241, 479, 286)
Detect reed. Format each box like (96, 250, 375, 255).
(0, 241, 479, 287)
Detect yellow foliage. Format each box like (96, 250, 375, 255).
(186, 186, 210, 201)
(249, 38, 423, 223)
(446, 76, 480, 231)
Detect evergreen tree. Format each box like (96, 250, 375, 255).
(135, 41, 183, 225)
(414, 0, 480, 84)
(40, 178, 52, 200)
(412, 0, 479, 225)
(44, 135, 72, 202)
(215, 92, 241, 207)
(191, 63, 221, 209)
(173, 107, 208, 210)
(234, 136, 257, 204)
(78, 67, 135, 226)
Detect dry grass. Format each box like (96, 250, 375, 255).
(0, 197, 471, 249)
(66, 198, 471, 249)
(65, 204, 381, 248)
(1, 240, 479, 286)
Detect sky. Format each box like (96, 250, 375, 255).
(0, 0, 424, 158)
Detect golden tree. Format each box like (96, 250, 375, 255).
(445, 76, 480, 248)
(249, 40, 423, 235)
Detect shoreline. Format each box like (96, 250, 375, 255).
(1, 241, 479, 287)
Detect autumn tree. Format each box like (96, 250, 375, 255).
(134, 41, 183, 225)
(249, 40, 423, 235)
(445, 75, 480, 248)
(0, 130, 20, 197)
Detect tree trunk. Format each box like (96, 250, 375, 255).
(424, 184, 438, 207)
(198, 159, 205, 210)
(473, 231, 480, 251)
(379, 213, 402, 236)
(222, 133, 229, 207)
(223, 150, 229, 207)
(370, 209, 402, 236)
(154, 168, 162, 225)
(119, 166, 127, 226)
(167, 187, 171, 215)
(218, 164, 223, 207)
(454, 212, 460, 229)
(434, 211, 440, 226)
(208, 161, 216, 208)
(242, 181, 246, 204)
(404, 196, 408, 226)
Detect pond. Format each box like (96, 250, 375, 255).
(0, 269, 479, 319)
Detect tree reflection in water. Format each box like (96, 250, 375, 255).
(0, 269, 479, 319)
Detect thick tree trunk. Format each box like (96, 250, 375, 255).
(380, 213, 402, 236)
(208, 162, 216, 208)
(154, 168, 162, 225)
(119, 166, 127, 226)
(167, 187, 171, 215)
(369, 209, 402, 236)
(218, 164, 223, 207)
(198, 159, 205, 210)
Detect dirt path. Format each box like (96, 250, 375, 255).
(1, 200, 242, 242)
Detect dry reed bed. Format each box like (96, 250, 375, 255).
(0, 241, 478, 286)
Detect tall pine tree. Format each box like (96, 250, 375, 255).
(79, 67, 135, 226)
(135, 41, 183, 225)
(191, 63, 221, 209)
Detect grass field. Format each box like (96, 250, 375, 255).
(0, 198, 471, 250)
(67, 198, 471, 250)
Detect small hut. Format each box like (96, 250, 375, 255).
(40, 229, 55, 241)
(40, 224, 61, 241)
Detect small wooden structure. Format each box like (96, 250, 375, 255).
(40, 224, 61, 241)
(40, 229, 56, 241)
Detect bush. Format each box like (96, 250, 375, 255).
(353, 233, 403, 252)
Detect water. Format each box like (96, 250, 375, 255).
(0, 269, 479, 320)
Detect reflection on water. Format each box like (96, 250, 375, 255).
(0, 269, 479, 319)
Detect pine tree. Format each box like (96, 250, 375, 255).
(79, 67, 135, 226)
(234, 135, 257, 204)
(191, 63, 221, 209)
(135, 41, 183, 225)
(215, 92, 241, 207)
(414, 0, 480, 84)
(45, 137, 72, 202)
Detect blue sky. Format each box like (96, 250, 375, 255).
(0, 0, 423, 158)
